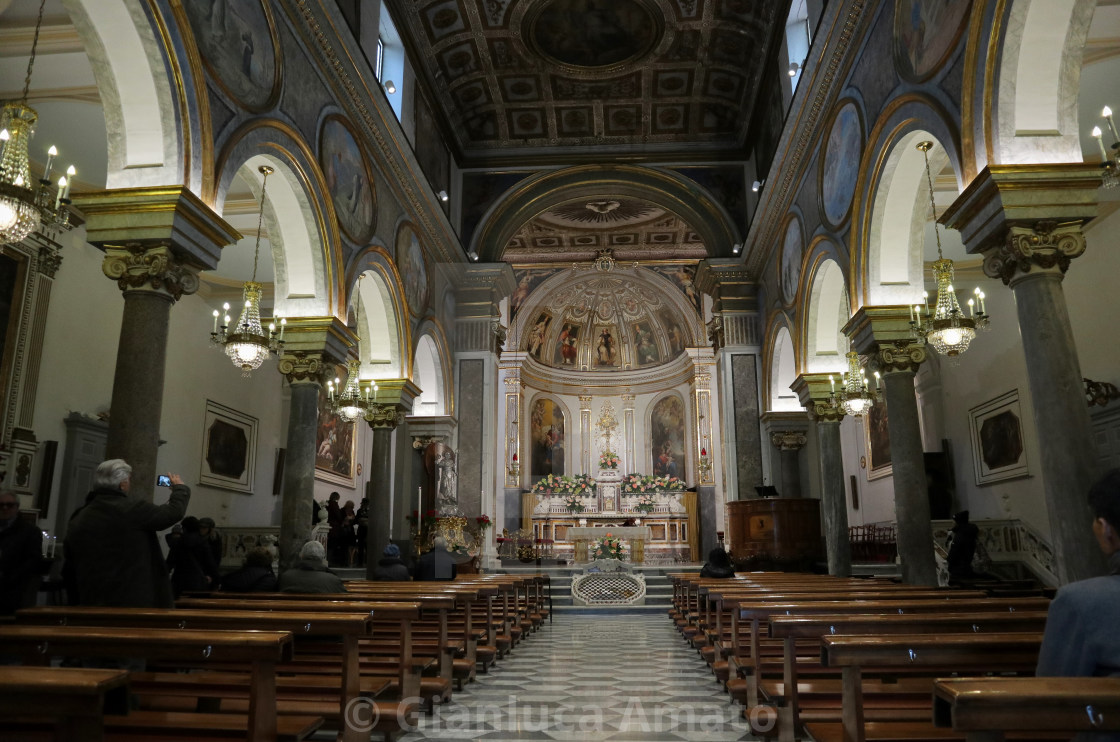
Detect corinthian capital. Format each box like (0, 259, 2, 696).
(983, 220, 1087, 286)
(874, 341, 927, 374)
(366, 403, 405, 430)
(811, 402, 845, 423)
(277, 352, 329, 384)
(771, 431, 808, 450)
(102, 243, 200, 301)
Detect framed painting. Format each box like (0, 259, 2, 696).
(818, 98, 864, 230)
(651, 394, 685, 479)
(315, 387, 356, 487)
(779, 215, 803, 307)
(319, 114, 376, 244)
(529, 397, 565, 481)
(865, 398, 892, 480)
(200, 400, 258, 493)
(969, 390, 1029, 486)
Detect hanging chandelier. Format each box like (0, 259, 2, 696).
(910, 141, 989, 357)
(210, 165, 285, 374)
(1092, 106, 1120, 189)
(327, 360, 376, 423)
(0, 0, 76, 245)
(829, 350, 879, 417)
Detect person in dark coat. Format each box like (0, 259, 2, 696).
(355, 497, 369, 565)
(414, 536, 457, 581)
(946, 510, 981, 580)
(278, 540, 347, 593)
(0, 491, 45, 615)
(326, 492, 344, 566)
(198, 517, 223, 567)
(699, 546, 735, 578)
(219, 546, 278, 593)
(65, 459, 190, 608)
(167, 516, 220, 598)
(373, 543, 411, 581)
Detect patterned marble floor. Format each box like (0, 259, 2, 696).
(387, 614, 752, 741)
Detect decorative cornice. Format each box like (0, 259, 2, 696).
(984, 220, 1087, 286)
(102, 244, 200, 301)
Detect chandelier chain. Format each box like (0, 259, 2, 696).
(21, 0, 47, 105)
(919, 142, 944, 260)
(251, 167, 271, 283)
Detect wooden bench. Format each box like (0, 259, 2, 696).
(0, 625, 320, 742)
(0, 666, 130, 742)
(933, 677, 1120, 742)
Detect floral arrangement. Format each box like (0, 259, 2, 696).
(598, 450, 620, 469)
(571, 474, 595, 495)
(592, 532, 624, 560)
(531, 473, 595, 497)
(633, 492, 657, 513)
(563, 493, 585, 513)
(622, 473, 687, 494)
(475, 514, 492, 530)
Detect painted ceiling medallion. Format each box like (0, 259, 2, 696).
(528, 0, 661, 70)
(545, 198, 659, 226)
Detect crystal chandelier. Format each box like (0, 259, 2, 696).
(910, 141, 989, 357)
(829, 351, 879, 417)
(327, 360, 376, 423)
(1092, 106, 1120, 189)
(0, 0, 76, 245)
(210, 165, 285, 374)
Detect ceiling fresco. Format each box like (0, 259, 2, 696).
(386, 0, 788, 160)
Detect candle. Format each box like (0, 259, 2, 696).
(62, 165, 75, 198)
(0, 129, 8, 161)
(829, 374, 835, 392)
(279, 317, 286, 340)
(874, 371, 882, 390)
(1104, 106, 1120, 144)
(268, 321, 276, 336)
(908, 304, 915, 323)
(43, 145, 57, 180)
(923, 291, 930, 316)
(212, 309, 219, 333)
(1093, 126, 1110, 160)
(967, 298, 974, 317)
(54, 177, 65, 209)
(223, 314, 231, 326)
(979, 291, 986, 315)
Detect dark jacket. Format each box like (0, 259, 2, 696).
(946, 521, 980, 576)
(167, 531, 220, 597)
(372, 556, 411, 581)
(414, 547, 457, 581)
(700, 562, 735, 578)
(220, 564, 278, 593)
(65, 484, 190, 608)
(0, 515, 45, 615)
(277, 559, 347, 593)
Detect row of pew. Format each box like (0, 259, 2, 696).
(668, 571, 1120, 742)
(0, 572, 550, 742)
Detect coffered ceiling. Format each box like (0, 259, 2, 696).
(387, 0, 790, 163)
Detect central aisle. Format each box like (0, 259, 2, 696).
(396, 614, 751, 741)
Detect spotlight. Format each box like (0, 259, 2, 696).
(788, 62, 800, 77)
(468, 250, 478, 261)
(732, 242, 741, 254)
(384, 80, 396, 94)
(437, 189, 449, 202)
(752, 180, 762, 192)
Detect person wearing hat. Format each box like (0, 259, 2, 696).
(373, 543, 412, 581)
(278, 540, 347, 593)
(197, 517, 222, 567)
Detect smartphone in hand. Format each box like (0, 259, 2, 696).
(157, 474, 171, 487)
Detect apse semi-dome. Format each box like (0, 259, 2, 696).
(518, 265, 697, 371)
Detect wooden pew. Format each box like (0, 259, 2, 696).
(0, 666, 129, 742)
(0, 625, 321, 742)
(933, 677, 1120, 742)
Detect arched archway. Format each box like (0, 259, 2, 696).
(803, 253, 851, 373)
(413, 331, 449, 417)
(767, 325, 800, 412)
(348, 256, 408, 381)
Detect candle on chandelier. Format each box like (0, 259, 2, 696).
(874, 371, 881, 390)
(979, 291, 986, 315)
(967, 298, 974, 317)
(223, 313, 231, 326)
(0, 129, 9, 161)
(908, 304, 915, 324)
(1093, 126, 1110, 160)
(923, 291, 930, 316)
(62, 166, 75, 199)
(1104, 106, 1120, 144)
(43, 145, 57, 181)
(212, 309, 219, 333)
(54, 177, 65, 209)
(279, 317, 286, 340)
(829, 374, 835, 392)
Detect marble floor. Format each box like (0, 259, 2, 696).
(384, 614, 752, 741)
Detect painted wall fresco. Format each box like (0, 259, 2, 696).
(395, 225, 430, 317)
(530, 398, 565, 480)
(652, 264, 700, 313)
(529, 0, 658, 68)
(894, 0, 973, 82)
(593, 324, 620, 368)
(181, 0, 278, 111)
(651, 395, 686, 479)
(525, 310, 554, 361)
(320, 115, 375, 244)
(780, 216, 803, 306)
(819, 100, 863, 228)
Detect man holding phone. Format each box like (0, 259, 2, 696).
(65, 459, 191, 608)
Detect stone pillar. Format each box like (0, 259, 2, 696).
(363, 380, 418, 576)
(845, 308, 937, 585)
(792, 374, 851, 577)
(75, 187, 239, 500)
(579, 395, 593, 475)
(876, 343, 937, 585)
(277, 354, 326, 568)
(772, 431, 808, 497)
(940, 166, 1104, 583)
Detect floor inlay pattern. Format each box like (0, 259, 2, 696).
(387, 614, 753, 741)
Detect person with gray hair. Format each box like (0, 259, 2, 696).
(65, 459, 189, 607)
(277, 539, 347, 593)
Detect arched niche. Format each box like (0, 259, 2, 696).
(215, 123, 340, 319)
(803, 253, 851, 374)
(412, 329, 451, 417)
(767, 325, 801, 412)
(68, 0, 188, 189)
(348, 255, 407, 381)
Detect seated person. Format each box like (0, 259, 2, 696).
(414, 536, 457, 581)
(372, 543, 411, 581)
(219, 546, 278, 593)
(700, 546, 735, 578)
(277, 540, 346, 593)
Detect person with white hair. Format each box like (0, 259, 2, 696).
(65, 458, 189, 607)
(277, 539, 347, 593)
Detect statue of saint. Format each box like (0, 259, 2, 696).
(436, 451, 460, 515)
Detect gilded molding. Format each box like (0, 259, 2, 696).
(874, 341, 927, 374)
(102, 244, 200, 301)
(811, 403, 845, 423)
(984, 220, 1087, 286)
(277, 351, 329, 384)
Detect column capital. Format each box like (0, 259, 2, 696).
(75, 186, 241, 272)
(770, 431, 808, 450)
(102, 243, 200, 301)
(364, 379, 421, 429)
(984, 220, 1087, 286)
(842, 305, 915, 356)
(277, 351, 330, 385)
(407, 415, 457, 447)
(578, 394, 593, 408)
(275, 317, 355, 384)
(366, 403, 405, 430)
(791, 373, 846, 423)
(872, 341, 928, 375)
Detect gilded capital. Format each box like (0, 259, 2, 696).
(811, 402, 845, 423)
(102, 243, 200, 301)
(983, 220, 1087, 287)
(771, 431, 808, 450)
(366, 403, 405, 430)
(874, 341, 927, 374)
(277, 351, 329, 384)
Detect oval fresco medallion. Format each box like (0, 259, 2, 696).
(527, 0, 661, 69)
(180, 0, 280, 112)
(780, 217, 803, 306)
(319, 115, 376, 244)
(395, 224, 430, 317)
(893, 0, 973, 83)
(819, 100, 863, 229)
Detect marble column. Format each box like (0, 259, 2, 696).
(276, 355, 325, 569)
(771, 431, 808, 498)
(365, 403, 403, 579)
(876, 343, 937, 586)
(102, 245, 199, 500)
